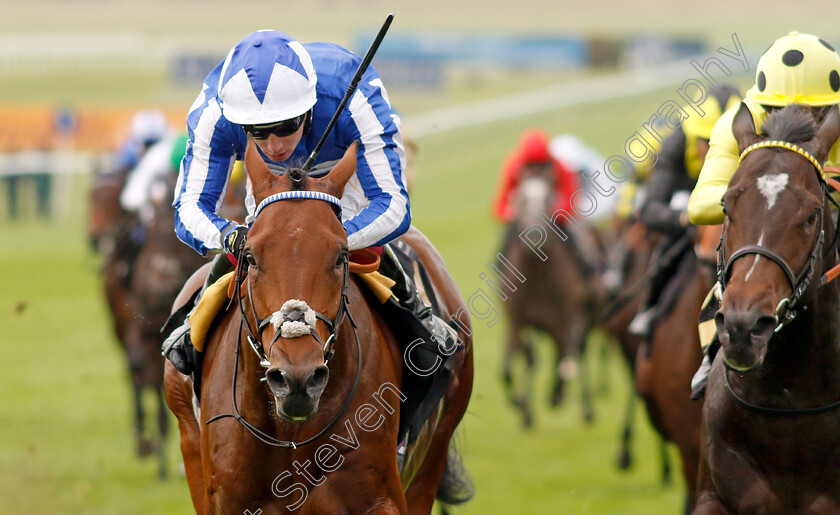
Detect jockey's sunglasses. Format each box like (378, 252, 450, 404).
(243, 113, 307, 139)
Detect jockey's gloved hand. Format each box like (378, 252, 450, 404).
(223, 224, 249, 260)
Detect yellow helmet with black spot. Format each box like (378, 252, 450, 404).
(747, 32, 840, 107)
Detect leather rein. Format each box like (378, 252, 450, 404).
(206, 191, 363, 449)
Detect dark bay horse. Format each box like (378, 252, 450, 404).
(602, 220, 673, 482)
(126, 174, 206, 477)
(634, 225, 719, 512)
(90, 164, 206, 476)
(89, 169, 151, 456)
(695, 103, 840, 513)
(500, 163, 602, 427)
(89, 169, 137, 351)
(164, 139, 473, 513)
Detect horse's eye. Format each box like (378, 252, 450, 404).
(246, 253, 258, 268)
(335, 251, 348, 269)
(807, 211, 819, 225)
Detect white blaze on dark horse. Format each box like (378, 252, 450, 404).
(697, 103, 840, 514)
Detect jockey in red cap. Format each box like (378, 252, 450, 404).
(493, 129, 581, 223)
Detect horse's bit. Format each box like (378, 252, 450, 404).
(206, 190, 363, 449)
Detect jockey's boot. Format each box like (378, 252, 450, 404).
(690, 341, 719, 400)
(436, 441, 475, 505)
(379, 244, 472, 502)
(161, 254, 233, 375)
(380, 244, 459, 355)
(161, 320, 194, 375)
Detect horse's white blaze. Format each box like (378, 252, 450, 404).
(757, 173, 788, 210)
(517, 176, 552, 226)
(744, 231, 764, 281)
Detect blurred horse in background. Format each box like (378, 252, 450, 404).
(633, 224, 718, 512)
(601, 220, 674, 484)
(125, 174, 205, 477)
(500, 162, 603, 427)
(89, 167, 138, 352)
(89, 159, 206, 477)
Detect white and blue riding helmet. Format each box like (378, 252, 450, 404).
(218, 30, 318, 126)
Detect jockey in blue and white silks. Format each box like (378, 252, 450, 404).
(173, 30, 411, 256)
(163, 31, 474, 503)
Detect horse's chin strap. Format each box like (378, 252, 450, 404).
(723, 362, 840, 416)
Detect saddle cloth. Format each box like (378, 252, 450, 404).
(187, 269, 396, 352)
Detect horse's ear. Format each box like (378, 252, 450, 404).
(732, 102, 762, 154)
(244, 135, 274, 203)
(811, 105, 840, 163)
(320, 141, 358, 198)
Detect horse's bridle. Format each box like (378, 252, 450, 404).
(717, 140, 837, 331)
(206, 191, 363, 449)
(716, 140, 840, 415)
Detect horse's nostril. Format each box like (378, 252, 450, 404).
(752, 315, 778, 341)
(266, 369, 290, 396)
(307, 366, 329, 396)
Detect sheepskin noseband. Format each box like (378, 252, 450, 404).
(269, 299, 318, 338)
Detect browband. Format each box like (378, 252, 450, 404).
(255, 191, 342, 219)
(738, 140, 824, 181)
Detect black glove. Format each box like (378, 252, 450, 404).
(223, 225, 248, 259)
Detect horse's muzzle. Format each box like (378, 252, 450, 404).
(715, 309, 777, 371)
(265, 365, 329, 421)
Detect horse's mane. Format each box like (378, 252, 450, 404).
(761, 104, 817, 143)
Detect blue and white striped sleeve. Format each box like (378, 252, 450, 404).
(173, 91, 237, 256)
(342, 77, 411, 250)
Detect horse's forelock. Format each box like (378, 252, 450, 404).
(285, 167, 308, 191)
(761, 104, 818, 143)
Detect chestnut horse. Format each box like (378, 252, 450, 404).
(500, 164, 601, 427)
(695, 103, 840, 513)
(164, 139, 473, 513)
